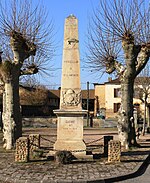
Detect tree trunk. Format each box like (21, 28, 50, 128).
(2, 81, 15, 149)
(13, 73, 22, 140)
(2, 69, 22, 149)
(118, 41, 138, 149)
(118, 79, 136, 149)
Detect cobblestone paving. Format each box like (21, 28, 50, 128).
(0, 129, 150, 183)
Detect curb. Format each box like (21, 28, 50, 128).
(87, 153, 150, 183)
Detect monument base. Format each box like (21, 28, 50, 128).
(53, 109, 92, 159)
(54, 140, 86, 156)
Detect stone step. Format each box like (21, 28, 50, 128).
(74, 154, 93, 161)
(46, 150, 93, 160)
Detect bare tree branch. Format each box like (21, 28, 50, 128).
(87, 0, 150, 148)
(0, 0, 55, 64)
(0, 0, 55, 149)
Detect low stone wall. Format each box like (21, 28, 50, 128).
(83, 118, 104, 127)
(92, 118, 104, 127)
(22, 117, 105, 128)
(22, 117, 57, 127)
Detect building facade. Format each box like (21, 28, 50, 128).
(0, 78, 149, 121)
(94, 78, 150, 120)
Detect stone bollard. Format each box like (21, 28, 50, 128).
(104, 136, 113, 157)
(29, 134, 40, 152)
(108, 140, 121, 163)
(15, 137, 29, 162)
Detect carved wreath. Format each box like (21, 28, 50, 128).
(62, 89, 81, 106)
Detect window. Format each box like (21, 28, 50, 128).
(114, 88, 121, 98)
(114, 103, 121, 113)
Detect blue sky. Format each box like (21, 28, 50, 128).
(1, 0, 149, 89)
(1, 0, 110, 89)
(37, 0, 110, 89)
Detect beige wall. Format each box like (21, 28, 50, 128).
(94, 83, 149, 119)
(95, 85, 105, 109)
(105, 84, 121, 118)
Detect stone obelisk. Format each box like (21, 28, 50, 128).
(54, 15, 87, 156)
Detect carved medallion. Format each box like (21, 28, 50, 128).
(62, 89, 81, 106)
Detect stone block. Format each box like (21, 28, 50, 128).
(15, 137, 29, 162)
(29, 134, 40, 152)
(108, 140, 121, 163)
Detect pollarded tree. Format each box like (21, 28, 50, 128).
(87, 0, 150, 149)
(0, 0, 54, 149)
(135, 66, 150, 135)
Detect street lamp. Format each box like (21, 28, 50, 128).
(87, 81, 89, 127)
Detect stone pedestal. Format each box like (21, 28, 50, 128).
(54, 110, 87, 156)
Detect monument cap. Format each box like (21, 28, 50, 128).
(67, 14, 76, 19)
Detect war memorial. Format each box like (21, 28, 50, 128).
(0, 14, 150, 183)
